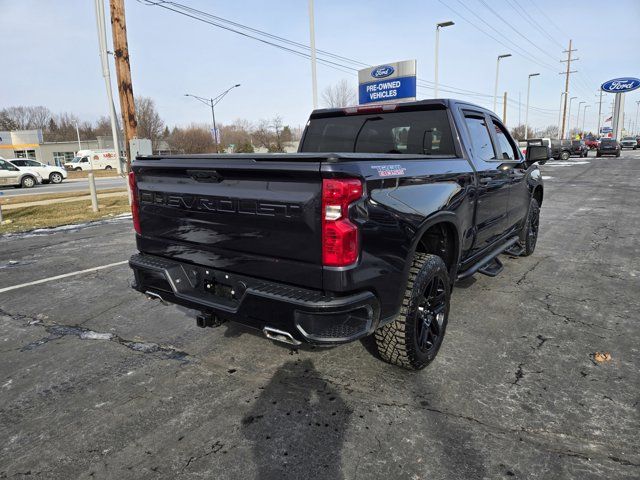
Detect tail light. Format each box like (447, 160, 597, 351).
(128, 171, 141, 234)
(322, 178, 363, 266)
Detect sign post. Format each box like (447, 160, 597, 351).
(600, 77, 640, 140)
(358, 60, 417, 105)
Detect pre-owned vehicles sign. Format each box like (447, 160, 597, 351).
(601, 77, 640, 93)
(358, 60, 417, 105)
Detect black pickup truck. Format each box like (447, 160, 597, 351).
(128, 99, 548, 370)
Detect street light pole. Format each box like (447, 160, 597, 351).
(493, 54, 512, 112)
(308, 0, 318, 109)
(582, 105, 590, 134)
(524, 73, 539, 140)
(185, 84, 241, 153)
(566, 96, 577, 139)
(434, 21, 454, 98)
(635, 100, 640, 135)
(576, 101, 585, 136)
(597, 90, 603, 137)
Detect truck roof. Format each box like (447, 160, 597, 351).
(308, 98, 496, 119)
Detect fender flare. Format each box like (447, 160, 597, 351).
(408, 211, 463, 280)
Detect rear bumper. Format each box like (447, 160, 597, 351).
(129, 253, 381, 345)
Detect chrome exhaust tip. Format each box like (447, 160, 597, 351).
(145, 290, 167, 305)
(263, 327, 302, 346)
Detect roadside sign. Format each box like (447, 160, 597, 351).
(600, 126, 612, 134)
(600, 77, 640, 93)
(358, 60, 417, 105)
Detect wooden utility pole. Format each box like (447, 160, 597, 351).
(110, 0, 137, 172)
(502, 91, 507, 124)
(559, 39, 578, 140)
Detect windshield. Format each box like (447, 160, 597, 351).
(71, 157, 82, 163)
(622, 137, 634, 141)
(300, 109, 455, 156)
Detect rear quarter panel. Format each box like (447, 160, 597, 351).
(321, 157, 475, 319)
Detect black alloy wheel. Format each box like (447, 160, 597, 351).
(415, 276, 447, 354)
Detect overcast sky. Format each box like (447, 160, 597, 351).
(2, 0, 639, 133)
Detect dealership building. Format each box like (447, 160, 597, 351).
(0, 129, 115, 166)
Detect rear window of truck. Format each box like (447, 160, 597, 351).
(301, 110, 455, 156)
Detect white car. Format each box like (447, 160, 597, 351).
(0, 158, 42, 188)
(8, 159, 68, 184)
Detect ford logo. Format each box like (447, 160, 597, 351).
(601, 77, 640, 93)
(371, 65, 395, 79)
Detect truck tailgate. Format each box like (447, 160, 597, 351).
(132, 157, 323, 290)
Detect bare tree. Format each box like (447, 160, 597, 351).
(135, 97, 165, 149)
(220, 118, 253, 151)
(539, 125, 559, 138)
(321, 79, 357, 108)
(169, 124, 215, 154)
(1, 106, 52, 130)
(510, 124, 534, 141)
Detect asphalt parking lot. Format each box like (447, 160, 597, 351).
(1, 151, 639, 479)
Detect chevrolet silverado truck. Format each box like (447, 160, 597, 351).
(128, 99, 548, 370)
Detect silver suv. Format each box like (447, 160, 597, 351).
(0, 158, 42, 188)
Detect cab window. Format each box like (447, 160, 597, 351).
(491, 120, 518, 160)
(463, 114, 496, 162)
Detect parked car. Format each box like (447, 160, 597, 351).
(0, 158, 42, 188)
(596, 138, 621, 157)
(636, 136, 640, 149)
(619, 136, 637, 150)
(64, 149, 120, 171)
(527, 137, 571, 160)
(584, 138, 599, 150)
(569, 140, 589, 157)
(8, 159, 68, 184)
(128, 99, 548, 370)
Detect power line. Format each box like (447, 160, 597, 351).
(509, 0, 565, 50)
(138, 0, 560, 119)
(476, 0, 556, 61)
(441, 0, 558, 73)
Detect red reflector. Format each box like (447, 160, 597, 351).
(128, 171, 141, 235)
(322, 178, 362, 266)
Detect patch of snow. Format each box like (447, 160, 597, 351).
(80, 331, 114, 341)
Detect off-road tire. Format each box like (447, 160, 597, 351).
(560, 151, 570, 160)
(596, 152, 601, 157)
(520, 198, 540, 256)
(372, 253, 450, 370)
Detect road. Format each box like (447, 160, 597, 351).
(1, 151, 639, 479)
(0, 176, 126, 197)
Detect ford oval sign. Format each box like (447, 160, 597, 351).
(371, 65, 395, 79)
(601, 77, 640, 93)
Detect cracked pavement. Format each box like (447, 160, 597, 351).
(1, 151, 639, 479)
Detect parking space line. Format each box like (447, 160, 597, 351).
(0, 261, 129, 294)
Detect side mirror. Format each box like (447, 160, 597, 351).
(526, 145, 549, 165)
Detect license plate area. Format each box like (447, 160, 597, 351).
(201, 269, 246, 305)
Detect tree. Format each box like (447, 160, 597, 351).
(539, 125, 559, 139)
(321, 79, 357, 108)
(235, 141, 255, 153)
(1, 106, 52, 130)
(510, 124, 534, 141)
(168, 124, 216, 154)
(135, 96, 165, 149)
(220, 119, 253, 151)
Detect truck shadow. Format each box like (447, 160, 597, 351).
(241, 358, 351, 480)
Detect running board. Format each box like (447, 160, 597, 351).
(478, 257, 503, 277)
(456, 236, 519, 281)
